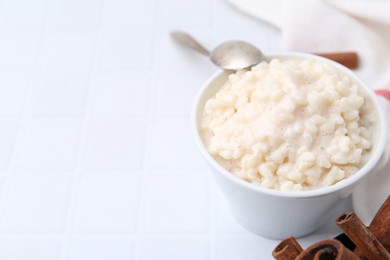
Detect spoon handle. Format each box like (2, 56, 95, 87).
(170, 31, 210, 56)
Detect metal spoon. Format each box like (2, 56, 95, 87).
(171, 31, 263, 70)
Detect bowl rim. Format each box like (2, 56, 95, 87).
(191, 51, 387, 198)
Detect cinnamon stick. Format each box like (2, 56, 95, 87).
(295, 239, 358, 260)
(314, 52, 358, 69)
(336, 212, 390, 260)
(272, 236, 303, 260)
(369, 196, 390, 252)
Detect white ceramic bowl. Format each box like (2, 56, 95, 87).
(192, 52, 387, 239)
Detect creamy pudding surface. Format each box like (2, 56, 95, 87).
(201, 59, 377, 191)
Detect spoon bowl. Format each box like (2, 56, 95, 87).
(171, 31, 264, 70)
(210, 40, 263, 70)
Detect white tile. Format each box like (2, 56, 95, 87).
(0, 73, 29, 116)
(47, 0, 101, 29)
(82, 121, 145, 171)
(98, 29, 152, 70)
(104, 0, 156, 27)
(27, 74, 88, 118)
(211, 22, 281, 54)
(148, 118, 208, 171)
(0, 178, 4, 193)
(0, 0, 49, 28)
(0, 238, 61, 260)
(71, 175, 140, 234)
(214, 190, 255, 236)
(143, 174, 210, 234)
(90, 73, 150, 118)
(0, 121, 19, 171)
(0, 176, 72, 233)
(156, 29, 215, 73)
(212, 0, 249, 26)
(212, 0, 279, 33)
(0, 30, 41, 70)
(156, 0, 211, 27)
(155, 71, 204, 116)
(209, 0, 281, 53)
(40, 31, 97, 72)
(64, 238, 135, 260)
(15, 122, 82, 171)
(215, 238, 275, 260)
(139, 239, 209, 260)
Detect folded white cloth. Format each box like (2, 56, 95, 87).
(226, 0, 390, 224)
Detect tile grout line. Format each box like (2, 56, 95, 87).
(209, 180, 217, 259)
(0, 0, 52, 234)
(209, 2, 216, 259)
(134, 0, 218, 257)
(0, 232, 258, 240)
(0, 117, 151, 123)
(134, 0, 159, 258)
(57, 0, 106, 258)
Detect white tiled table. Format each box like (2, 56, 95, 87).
(0, 0, 353, 259)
